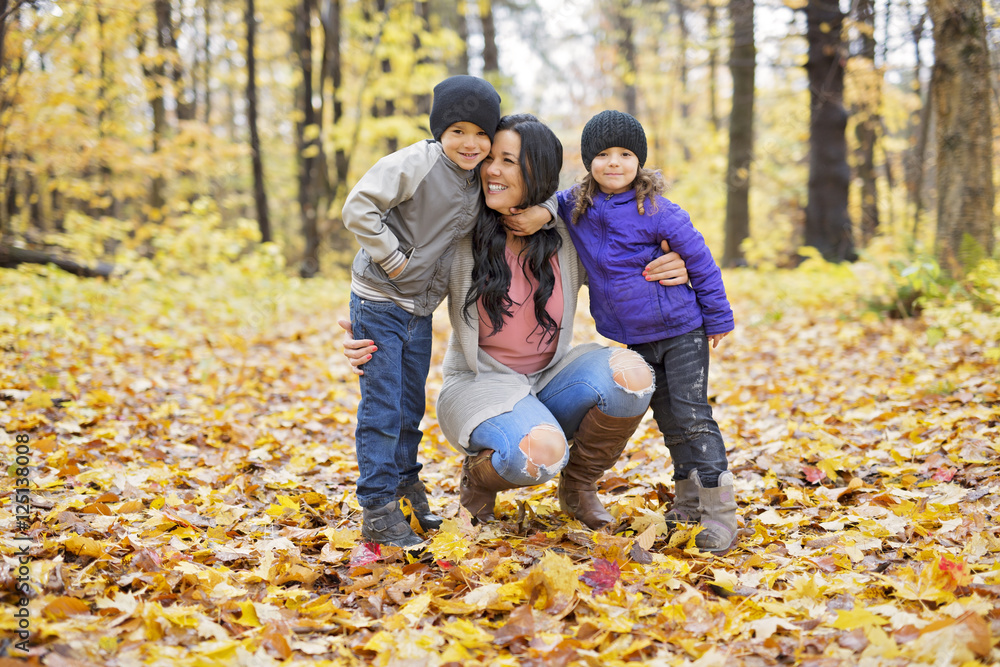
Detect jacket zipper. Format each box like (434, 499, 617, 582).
(596, 195, 624, 341)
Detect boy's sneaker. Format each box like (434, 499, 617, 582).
(396, 480, 443, 531)
(361, 500, 424, 548)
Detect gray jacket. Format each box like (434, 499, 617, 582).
(436, 220, 602, 452)
(344, 140, 482, 316)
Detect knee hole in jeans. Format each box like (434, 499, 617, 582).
(518, 424, 567, 479)
(609, 349, 654, 395)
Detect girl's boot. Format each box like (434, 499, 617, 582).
(460, 449, 521, 523)
(663, 476, 701, 528)
(691, 470, 739, 553)
(396, 480, 443, 531)
(558, 407, 643, 530)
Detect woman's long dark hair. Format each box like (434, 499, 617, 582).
(462, 114, 564, 346)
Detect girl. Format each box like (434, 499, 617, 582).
(557, 110, 738, 553)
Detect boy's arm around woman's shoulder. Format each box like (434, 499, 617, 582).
(654, 199, 735, 336)
(342, 141, 438, 269)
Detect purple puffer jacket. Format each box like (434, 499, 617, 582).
(557, 189, 734, 346)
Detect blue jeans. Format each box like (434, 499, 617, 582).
(468, 347, 652, 486)
(630, 327, 729, 487)
(350, 293, 432, 509)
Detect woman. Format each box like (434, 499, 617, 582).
(343, 114, 688, 530)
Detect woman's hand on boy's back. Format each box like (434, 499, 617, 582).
(338, 319, 376, 375)
(644, 240, 689, 285)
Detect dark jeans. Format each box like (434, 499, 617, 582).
(350, 293, 432, 508)
(630, 327, 729, 487)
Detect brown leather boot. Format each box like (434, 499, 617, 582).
(558, 407, 643, 530)
(460, 449, 520, 523)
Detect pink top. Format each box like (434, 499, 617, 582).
(477, 246, 563, 374)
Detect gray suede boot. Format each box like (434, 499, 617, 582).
(663, 476, 701, 529)
(396, 480, 443, 531)
(361, 499, 424, 548)
(691, 470, 739, 554)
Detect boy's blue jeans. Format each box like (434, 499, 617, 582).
(630, 327, 729, 487)
(468, 347, 652, 486)
(350, 293, 432, 509)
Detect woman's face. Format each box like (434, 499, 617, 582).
(480, 129, 525, 216)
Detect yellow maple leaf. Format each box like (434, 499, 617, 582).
(831, 607, 889, 630)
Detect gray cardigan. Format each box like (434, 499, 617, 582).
(437, 219, 602, 452)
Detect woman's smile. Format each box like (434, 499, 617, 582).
(481, 130, 525, 215)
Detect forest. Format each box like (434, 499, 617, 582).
(1, 0, 999, 664)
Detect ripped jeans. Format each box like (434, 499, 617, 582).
(467, 347, 653, 486)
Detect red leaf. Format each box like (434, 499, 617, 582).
(580, 558, 621, 595)
(349, 542, 381, 567)
(931, 466, 955, 482)
(803, 466, 826, 483)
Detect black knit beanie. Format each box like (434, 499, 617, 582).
(580, 110, 647, 171)
(429, 76, 502, 142)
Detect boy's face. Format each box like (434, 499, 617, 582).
(591, 147, 639, 195)
(440, 122, 491, 171)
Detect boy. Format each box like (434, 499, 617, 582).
(344, 76, 553, 546)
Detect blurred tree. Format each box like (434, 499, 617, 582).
(854, 0, 880, 245)
(929, 0, 994, 274)
(295, 0, 322, 277)
(723, 0, 754, 267)
(479, 0, 498, 77)
(804, 0, 856, 262)
(246, 0, 271, 243)
(903, 1, 932, 234)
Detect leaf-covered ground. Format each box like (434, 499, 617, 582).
(2, 260, 999, 666)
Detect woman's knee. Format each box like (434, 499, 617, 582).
(518, 424, 568, 478)
(609, 349, 653, 395)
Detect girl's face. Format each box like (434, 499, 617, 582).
(480, 130, 525, 216)
(590, 147, 639, 195)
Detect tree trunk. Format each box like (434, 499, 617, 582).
(612, 1, 637, 118)
(373, 0, 397, 153)
(202, 0, 212, 125)
(321, 0, 348, 198)
(297, 0, 320, 277)
(930, 0, 995, 274)
(854, 0, 880, 245)
(246, 0, 271, 243)
(158, 0, 196, 122)
(413, 0, 432, 116)
(707, 2, 720, 132)
(804, 0, 856, 262)
(0, 245, 115, 278)
(97, 6, 115, 219)
(911, 77, 933, 235)
(904, 4, 929, 231)
(723, 0, 754, 267)
(140, 7, 168, 215)
(479, 0, 499, 77)
(676, 0, 689, 120)
(454, 0, 470, 75)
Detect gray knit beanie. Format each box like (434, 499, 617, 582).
(429, 76, 502, 142)
(580, 110, 647, 171)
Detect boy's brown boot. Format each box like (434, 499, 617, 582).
(460, 449, 520, 523)
(664, 477, 701, 528)
(691, 470, 739, 554)
(558, 407, 643, 530)
(396, 479, 443, 531)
